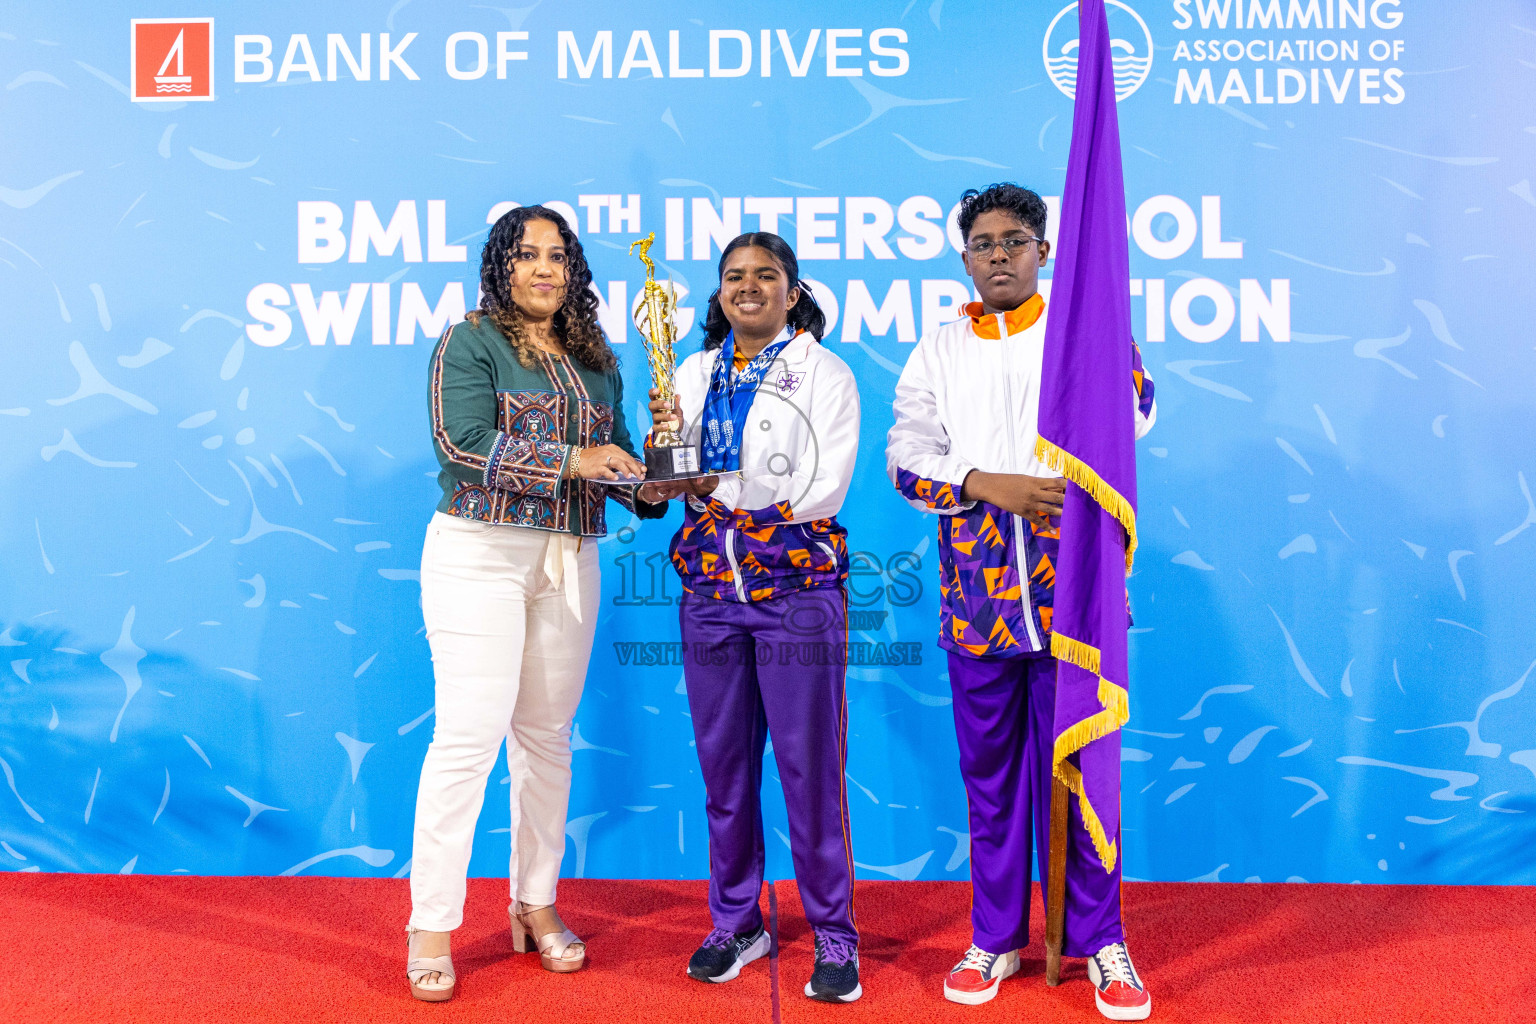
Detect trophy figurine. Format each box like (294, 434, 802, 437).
(630, 232, 706, 481)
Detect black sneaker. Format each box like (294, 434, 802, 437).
(803, 932, 862, 1003)
(687, 926, 770, 983)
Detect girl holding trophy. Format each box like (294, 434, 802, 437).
(644, 232, 865, 1003)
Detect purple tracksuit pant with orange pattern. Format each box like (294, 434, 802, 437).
(680, 586, 858, 946)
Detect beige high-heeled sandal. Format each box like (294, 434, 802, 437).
(406, 926, 456, 1002)
(510, 902, 586, 973)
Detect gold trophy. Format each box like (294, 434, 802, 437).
(630, 232, 705, 480)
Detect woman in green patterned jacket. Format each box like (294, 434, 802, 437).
(404, 206, 668, 1001)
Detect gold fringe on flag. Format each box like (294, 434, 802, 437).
(1036, 432, 1138, 875)
(1054, 758, 1119, 874)
(1035, 436, 1137, 574)
(1049, 632, 1101, 678)
(1049, 628, 1129, 873)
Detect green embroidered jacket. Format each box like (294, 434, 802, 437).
(428, 316, 666, 535)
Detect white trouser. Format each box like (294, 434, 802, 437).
(409, 512, 600, 932)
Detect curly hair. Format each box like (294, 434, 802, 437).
(700, 232, 827, 351)
(956, 183, 1048, 243)
(468, 205, 617, 373)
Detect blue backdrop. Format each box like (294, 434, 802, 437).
(3, 1, 1534, 887)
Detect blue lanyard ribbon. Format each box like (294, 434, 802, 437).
(698, 329, 793, 473)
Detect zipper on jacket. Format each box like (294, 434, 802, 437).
(997, 313, 1045, 652)
(724, 526, 748, 602)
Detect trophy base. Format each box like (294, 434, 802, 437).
(645, 444, 708, 481)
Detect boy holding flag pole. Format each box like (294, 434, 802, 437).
(884, 4, 1155, 1018)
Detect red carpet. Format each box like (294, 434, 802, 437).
(8, 875, 1534, 1024)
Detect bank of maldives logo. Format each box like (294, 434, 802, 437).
(130, 18, 214, 102)
(1043, 1, 1152, 102)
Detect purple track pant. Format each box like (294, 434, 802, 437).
(680, 588, 858, 945)
(948, 650, 1124, 958)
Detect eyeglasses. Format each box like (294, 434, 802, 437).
(966, 236, 1043, 259)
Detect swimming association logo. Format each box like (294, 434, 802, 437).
(130, 18, 214, 102)
(1042, 1, 1153, 102)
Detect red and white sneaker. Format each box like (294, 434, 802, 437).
(943, 944, 1020, 1005)
(1087, 941, 1151, 1020)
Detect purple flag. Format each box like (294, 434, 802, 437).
(1035, 0, 1138, 875)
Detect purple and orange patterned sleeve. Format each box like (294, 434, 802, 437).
(1132, 340, 1156, 438)
(893, 467, 966, 511)
(886, 337, 977, 516)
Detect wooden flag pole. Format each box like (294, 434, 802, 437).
(1044, 774, 1070, 985)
